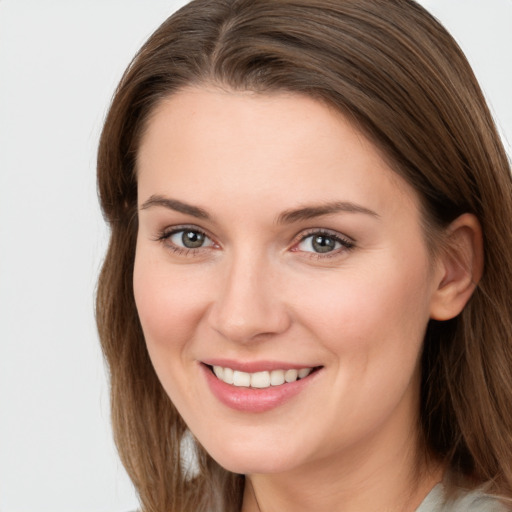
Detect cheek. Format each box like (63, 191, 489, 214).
(132, 246, 216, 419)
(132, 247, 207, 357)
(289, 259, 432, 444)
(293, 255, 433, 363)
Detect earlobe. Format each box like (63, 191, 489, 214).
(429, 213, 484, 321)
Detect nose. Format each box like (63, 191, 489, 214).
(207, 251, 292, 343)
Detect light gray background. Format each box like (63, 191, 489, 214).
(0, 1, 511, 511)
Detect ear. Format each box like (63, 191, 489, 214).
(429, 213, 484, 321)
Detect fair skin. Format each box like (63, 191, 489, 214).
(133, 87, 482, 512)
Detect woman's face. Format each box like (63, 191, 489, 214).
(134, 88, 443, 475)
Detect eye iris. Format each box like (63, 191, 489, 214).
(312, 235, 336, 253)
(182, 230, 205, 248)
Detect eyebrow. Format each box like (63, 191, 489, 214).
(139, 195, 210, 219)
(139, 195, 379, 224)
(276, 201, 379, 224)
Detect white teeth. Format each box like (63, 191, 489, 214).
(251, 371, 271, 388)
(212, 365, 314, 388)
(270, 369, 285, 386)
(284, 369, 298, 382)
(233, 370, 251, 387)
(298, 368, 312, 379)
(223, 367, 234, 384)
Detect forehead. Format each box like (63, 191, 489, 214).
(136, 87, 418, 217)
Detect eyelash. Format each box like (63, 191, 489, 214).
(291, 228, 355, 259)
(154, 225, 217, 257)
(154, 226, 355, 259)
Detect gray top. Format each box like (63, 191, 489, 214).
(416, 484, 509, 512)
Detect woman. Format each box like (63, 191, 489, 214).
(96, 0, 512, 511)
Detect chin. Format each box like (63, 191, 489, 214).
(215, 456, 296, 476)
(201, 437, 304, 475)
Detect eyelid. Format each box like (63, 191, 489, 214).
(152, 224, 355, 259)
(154, 224, 219, 254)
(290, 228, 355, 256)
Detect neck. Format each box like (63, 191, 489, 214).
(241, 422, 443, 512)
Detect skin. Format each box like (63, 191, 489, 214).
(133, 87, 480, 511)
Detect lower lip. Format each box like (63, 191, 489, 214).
(201, 364, 320, 413)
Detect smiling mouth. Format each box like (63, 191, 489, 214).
(207, 365, 321, 389)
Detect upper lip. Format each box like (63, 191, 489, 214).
(201, 359, 321, 373)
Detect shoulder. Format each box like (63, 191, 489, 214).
(416, 484, 510, 512)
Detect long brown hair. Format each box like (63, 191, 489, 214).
(96, 1, 512, 510)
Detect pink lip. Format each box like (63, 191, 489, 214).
(200, 363, 321, 413)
